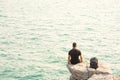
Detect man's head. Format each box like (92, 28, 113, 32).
(72, 42, 77, 48)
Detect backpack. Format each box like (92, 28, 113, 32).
(90, 57, 98, 69)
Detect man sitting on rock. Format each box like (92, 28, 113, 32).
(68, 42, 83, 64)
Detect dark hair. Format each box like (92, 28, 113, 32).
(73, 42, 77, 47)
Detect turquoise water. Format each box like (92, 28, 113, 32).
(0, 0, 120, 80)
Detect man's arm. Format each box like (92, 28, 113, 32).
(68, 54, 71, 64)
(80, 55, 83, 62)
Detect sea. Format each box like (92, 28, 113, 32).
(0, 0, 120, 80)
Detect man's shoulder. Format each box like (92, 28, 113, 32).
(69, 49, 74, 53)
(75, 48, 80, 51)
(69, 49, 73, 52)
(75, 49, 81, 53)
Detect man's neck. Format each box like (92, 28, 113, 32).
(73, 47, 76, 49)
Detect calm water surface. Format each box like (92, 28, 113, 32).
(0, 0, 120, 80)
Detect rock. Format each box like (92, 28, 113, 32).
(95, 62, 112, 74)
(67, 62, 113, 80)
(67, 62, 95, 80)
(88, 74, 113, 80)
(114, 77, 120, 80)
(67, 62, 90, 80)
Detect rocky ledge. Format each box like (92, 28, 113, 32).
(67, 62, 119, 80)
